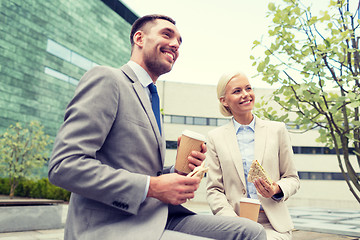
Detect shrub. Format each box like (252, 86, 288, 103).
(0, 177, 70, 201)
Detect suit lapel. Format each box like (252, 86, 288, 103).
(223, 122, 247, 187)
(254, 116, 266, 165)
(120, 65, 165, 162)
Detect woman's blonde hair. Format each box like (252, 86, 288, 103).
(217, 71, 247, 117)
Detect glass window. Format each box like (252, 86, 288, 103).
(44, 67, 69, 82)
(71, 52, 93, 70)
(298, 171, 359, 181)
(217, 118, 230, 126)
(292, 146, 300, 154)
(194, 117, 207, 125)
(46, 39, 71, 61)
(332, 173, 345, 180)
(47, 39, 98, 71)
(185, 116, 193, 125)
(208, 118, 217, 126)
(298, 172, 310, 179)
(68, 77, 79, 86)
(166, 141, 178, 149)
(301, 147, 320, 154)
(323, 173, 332, 180)
(172, 116, 185, 124)
(310, 172, 323, 180)
(163, 115, 171, 123)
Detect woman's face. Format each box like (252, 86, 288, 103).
(220, 74, 255, 118)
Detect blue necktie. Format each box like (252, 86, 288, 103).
(148, 83, 161, 135)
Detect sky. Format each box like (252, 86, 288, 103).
(121, 0, 272, 88)
(120, 0, 357, 89)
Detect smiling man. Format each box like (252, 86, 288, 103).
(130, 15, 181, 79)
(48, 14, 266, 240)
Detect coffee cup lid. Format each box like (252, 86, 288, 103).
(239, 198, 260, 204)
(182, 130, 206, 142)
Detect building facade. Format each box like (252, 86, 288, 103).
(0, 0, 135, 137)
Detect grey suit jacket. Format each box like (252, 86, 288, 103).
(206, 116, 300, 233)
(48, 64, 190, 240)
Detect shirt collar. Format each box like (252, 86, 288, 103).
(233, 115, 256, 133)
(127, 60, 153, 88)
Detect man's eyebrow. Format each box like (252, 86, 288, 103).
(163, 27, 182, 44)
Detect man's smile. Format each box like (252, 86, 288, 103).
(161, 48, 176, 63)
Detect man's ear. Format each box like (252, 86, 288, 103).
(133, 31, 144, 48)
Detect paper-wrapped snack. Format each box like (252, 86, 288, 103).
(187, 161, 208, 180)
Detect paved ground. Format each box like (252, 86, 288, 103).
(290, 207, 360, 238)
(0, 228, 358, 240)
(0, 201, 359, 240)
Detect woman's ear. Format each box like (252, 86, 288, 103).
(220, 96, 228, 108)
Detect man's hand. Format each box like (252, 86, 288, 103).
(177, 136, 207, 172)
(147, 173, 200, 205)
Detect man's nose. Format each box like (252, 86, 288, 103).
(169, 38, 180, 50)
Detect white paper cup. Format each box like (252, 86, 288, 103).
(175, 130, 206, 174)
(238, 198, 261, 222)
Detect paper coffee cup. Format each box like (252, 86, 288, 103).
(175, 130, 206, 174)
(238, 198, 261, 222)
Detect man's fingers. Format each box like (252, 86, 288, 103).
(190, 150, 206, 161)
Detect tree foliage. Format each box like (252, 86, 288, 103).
(0, 121, 52, 198)
(252, 0, 360, 203)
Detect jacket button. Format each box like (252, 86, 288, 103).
(242, 189, 246, 195)
(157, 171, 162, 176)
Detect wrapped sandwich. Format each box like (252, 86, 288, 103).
(187, 161, 208, 180)
(247, 160, 273, 185)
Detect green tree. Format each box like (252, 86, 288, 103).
(252, 0, 360, 203)
(0, 121, 52, 198)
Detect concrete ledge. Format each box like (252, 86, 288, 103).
(0, 198, 64, 206)
(0, 204, 64, 233)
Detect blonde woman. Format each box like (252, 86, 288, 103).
(206, 71, 300, 240)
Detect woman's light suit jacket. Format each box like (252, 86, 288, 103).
(206, 116, 300, 233)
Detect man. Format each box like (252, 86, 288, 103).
(48, 14, 266, 240)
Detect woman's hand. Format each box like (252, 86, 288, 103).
(254, 178, 281, 198)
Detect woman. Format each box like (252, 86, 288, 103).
(206, 71, 300, 239)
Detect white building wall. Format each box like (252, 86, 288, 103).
(157, 80, 360, 210)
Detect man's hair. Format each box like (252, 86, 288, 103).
(130, 14, 176, 46)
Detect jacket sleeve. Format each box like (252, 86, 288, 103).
(206, 134, 238, 217)
(276, 123, 300, 201)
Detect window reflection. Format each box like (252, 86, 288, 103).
(44, 67, 78, 85)
(165, 114, 230, 127)
(46, 39, 98, 71)
(298, 171, 359, 181)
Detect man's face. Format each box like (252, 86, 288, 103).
(140, 19, 182, 78)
